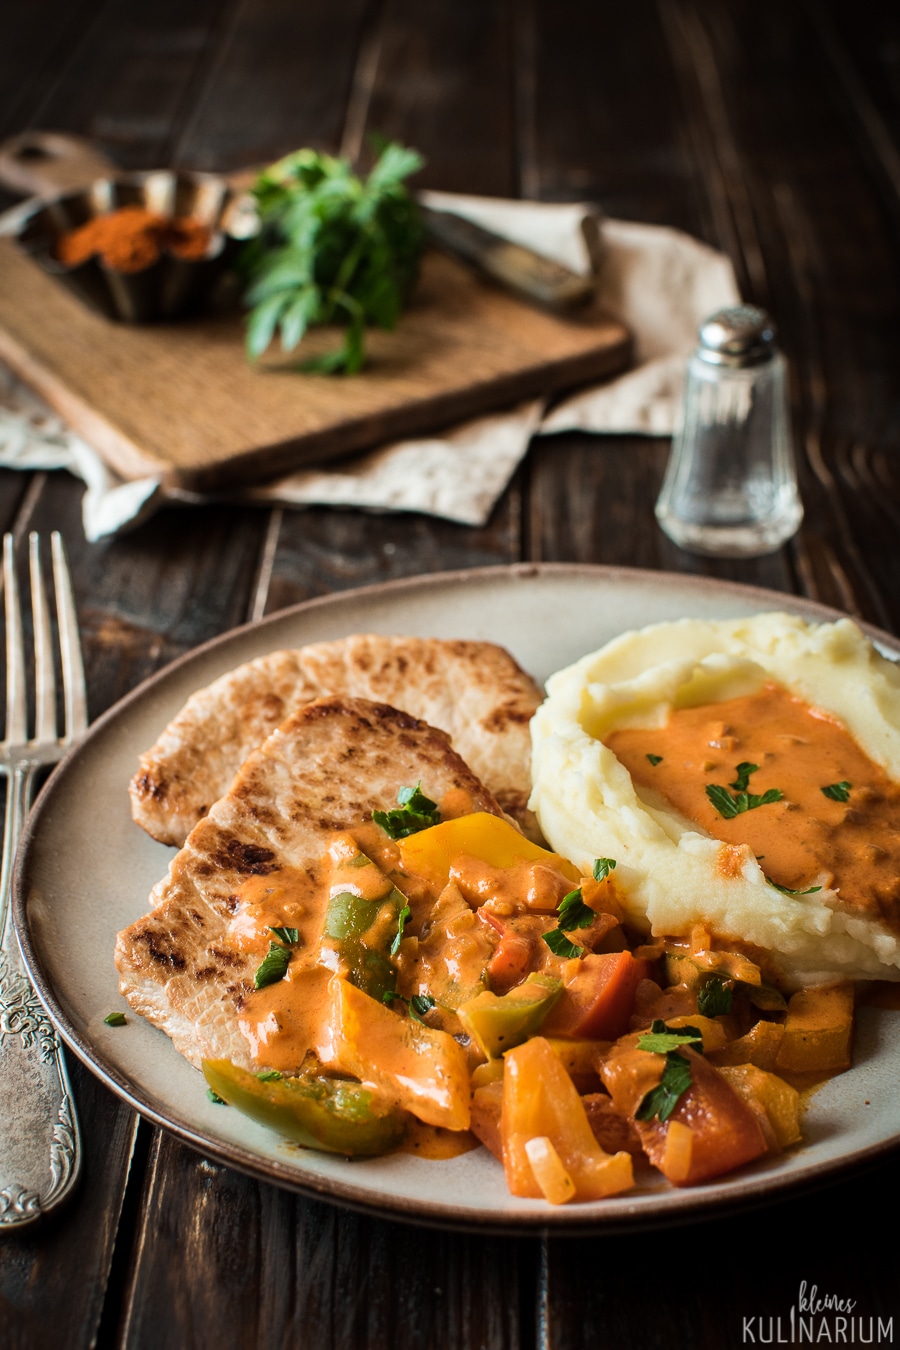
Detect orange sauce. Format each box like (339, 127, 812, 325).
(231, 861, 333, 1070)
(605, 682, 900, 927)
(398, 1120, 479, 1159)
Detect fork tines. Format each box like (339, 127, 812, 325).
(2, 531, 87, 754)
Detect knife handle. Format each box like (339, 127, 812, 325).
(419, 205, 596, 312)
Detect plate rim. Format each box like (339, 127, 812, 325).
(14, 561, 900, 1232)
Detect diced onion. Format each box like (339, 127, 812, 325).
(662, 1120, 693, 1182)
(524, 1135, 576, 1205)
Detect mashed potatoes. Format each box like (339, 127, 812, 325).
(529, 612, 900, 986)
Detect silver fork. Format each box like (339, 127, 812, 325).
(0, 531, 87, 1229)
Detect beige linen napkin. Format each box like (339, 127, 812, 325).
(0, 196, 738, 541)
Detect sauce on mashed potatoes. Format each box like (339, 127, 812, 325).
(529, 612, 900, 987)
(606, 681, 900, 922)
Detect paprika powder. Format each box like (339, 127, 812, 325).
(56, 204, 212, 272)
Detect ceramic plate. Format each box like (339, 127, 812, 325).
(14, 564, 900, 1232)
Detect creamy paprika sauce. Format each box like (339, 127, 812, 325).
(605, 682, 900, 927)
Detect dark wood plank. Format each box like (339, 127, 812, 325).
(362, 0, 517, 195)
(27, 0, 232, 171)
(116, 1131, 534, 1350)
(525, 0, 711, 238)
(0, 0, 106, 142)
(173, 0, 371, 171)
(262, 487, 524, 617)
(544, 1151, 900, 1350)
(655, 0, 900, 631)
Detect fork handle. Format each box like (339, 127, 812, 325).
(0, 766, 82, 1228)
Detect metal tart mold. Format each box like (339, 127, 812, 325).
(13, 169, 258, 323)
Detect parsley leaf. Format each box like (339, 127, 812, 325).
(543, 928, 586, 960)
(409, 994, 436, 1022)
(697, 976, 733, 1017)
(557, 888, 596, 932)
(543, 879, 603, 958)
(254, 941, 291, 990)
(637, 1019, 704, 1055)
(768, 879, 822, 896)
(729, 761, 758, 791)
(257, 1069, 282, 1082)
(390, 904, 411, 957)
(207, 1088, 227, 1105)
(646, 754, 663, 766)
(636, 1051, 694, 1123)
(269, 926, 300, 946)
(821, 781, 851, 802)
(382, 990, 435, 1023)
(706, 772, 784, 818)
(103, 1011, 127, 1027)
(242, 141, 424, 373)
(373, 782, 441, 839)
(592, 857, 617, 882)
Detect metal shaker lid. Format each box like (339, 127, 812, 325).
(696, 305, 776, 367)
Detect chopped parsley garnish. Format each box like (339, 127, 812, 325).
(410, 993, 436, 1020)
(542, 928, 586, 960)
(269, 926, 300, 946)
(390, 904, 412, 956)
(635, 1020, 702, 1122)
(557, 888, 596, 932)
(636, 1053, 694, 1123)
(706, 762, 783, 818)
(207, 1088, 226, 1105)
(254, 941, 292, 989)
(729, 761, 758, 792)
(697, 976, 733, 1017)
(542, 876, 608, 960)
(768, 879, 822, 896)
(592, 857, 617, 882)
(257, 1069, 282, 1082)
(382, 990, 436, 1023)
(103, 1011, 127, 1027)
(647, 754, 663, 766)
(821, 780, 851, 802)
(637, 1019, 704, 1055)
(373, 783, 441, 839)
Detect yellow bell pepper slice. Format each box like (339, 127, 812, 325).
(774, 984, 854, 1074)
(395, 812, 579, 890)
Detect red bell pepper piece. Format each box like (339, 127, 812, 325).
(543, 951, 649, 1040)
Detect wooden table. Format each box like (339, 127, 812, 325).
(3, 2, 900, 1346)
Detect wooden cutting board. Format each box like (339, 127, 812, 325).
(0, 131, 630, 490)
(0, 241, 629, 490)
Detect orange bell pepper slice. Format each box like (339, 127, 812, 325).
(502, 1036, 633, 1202)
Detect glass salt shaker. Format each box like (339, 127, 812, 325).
(655, 305, 803, 557)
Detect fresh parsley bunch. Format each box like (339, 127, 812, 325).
(242, 141, 425, 373)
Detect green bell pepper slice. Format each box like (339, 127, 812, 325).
(457, 972, 563, 1060)
(320, 840, 409, 1002)
(202, 1059, 407, 1156)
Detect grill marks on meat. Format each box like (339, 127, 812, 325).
(129, 636, 542, 846)
(116, 696, 506, 1070)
